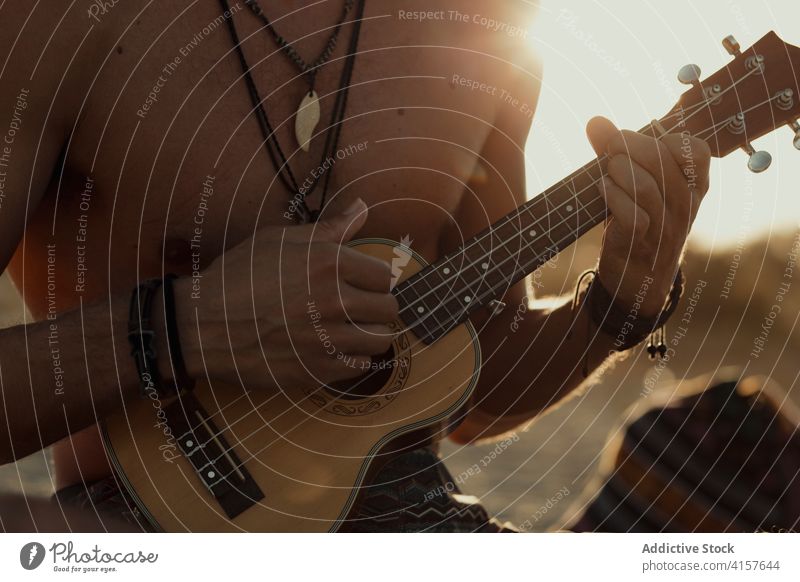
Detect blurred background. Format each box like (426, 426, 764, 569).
(2, 0, 800, 530)
(442, 0, 800, 530)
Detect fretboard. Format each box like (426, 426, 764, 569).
(394, 154, 610, 343)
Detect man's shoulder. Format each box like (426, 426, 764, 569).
(454, 2, 542, 93)
(465, 2, 542, 133)
(0, 1, 112, 129)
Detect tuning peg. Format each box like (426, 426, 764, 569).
(723, 35, 741, 56)
(742, 144, 772, 173)
(790, 121, 800, 150)
(677, 64, 702, 86)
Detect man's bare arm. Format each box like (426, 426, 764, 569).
(0, 3, 144, 464)
(438, 53, 619, 443)
(0, 296, 142, 464)
(0, 5, 402, 465)
(448, 54, 710, 444)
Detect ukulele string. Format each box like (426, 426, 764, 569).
(395, 72, 777, 329)
(190, 80, 782, 484)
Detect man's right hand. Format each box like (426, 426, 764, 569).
(176, 199, 399, 392)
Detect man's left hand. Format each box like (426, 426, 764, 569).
(586, 116, 711, 318)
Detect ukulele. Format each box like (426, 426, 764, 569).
(102, 31, 800, 531)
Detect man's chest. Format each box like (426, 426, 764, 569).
(64, 2, 503, 265)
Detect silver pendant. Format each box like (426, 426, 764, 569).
(295, 91, 320, 152)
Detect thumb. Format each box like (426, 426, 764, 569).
(586, 116, 621, 157)
(309, 198, 368, 244)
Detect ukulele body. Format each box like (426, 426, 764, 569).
(101, 239, 481, 532)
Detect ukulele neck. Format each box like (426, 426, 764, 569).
(394, 123, 663, 344)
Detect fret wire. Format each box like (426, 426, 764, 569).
(395, 140, 622, 321)
(416, 271, 446, 304)
(399, 174, 606, 328)
(414, 268, 479, 330)
(414, 295, 447, 336)
(575, 197, 595, 223)
(408, 268, 459, 328)
(425, 307, 446, 331)
(437, 296, 461, 322)
(420, 240, 522, 330)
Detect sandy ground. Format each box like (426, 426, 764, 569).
(2, 228, 799, 530)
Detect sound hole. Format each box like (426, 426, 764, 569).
(326, 345, 397, 400)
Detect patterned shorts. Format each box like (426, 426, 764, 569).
(54, 447, 516, 532)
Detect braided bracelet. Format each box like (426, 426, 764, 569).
(128, 278, 171, 399)
(163, 274, 196, 394)
(571, 267, 685, 375)
(128, 276, 195, 399)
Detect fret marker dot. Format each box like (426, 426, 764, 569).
(417, 306, 425, 314)
(464, 296, 472, 303)
(528, 230, 536, 237)
(443, 267, 451, 275)
(482, 263, 489, 270)
(185, 440, 194, 448)
(566, 205, 574, 211)
(207, 471, 216, 479)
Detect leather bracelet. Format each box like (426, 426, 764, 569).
(162, 275, 196, 393)
(128, 278, 175, 399)
(581, 267, 685, 352)
(569, 266, 685, 379)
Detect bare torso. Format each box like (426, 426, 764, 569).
(8, 0, 536, 488)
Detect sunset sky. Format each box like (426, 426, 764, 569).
(526, 0, 800, 249)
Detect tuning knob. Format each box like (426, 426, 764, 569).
(790, 121, 800, 150)
(723, 35, 741, 56)
(677, 64, 702, 86)
(743, 144, 772, 173)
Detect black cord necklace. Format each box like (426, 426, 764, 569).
(245, 0, 355, 152)
(219, 0, 366, 223)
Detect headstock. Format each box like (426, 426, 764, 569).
(658, 31, 800, 173)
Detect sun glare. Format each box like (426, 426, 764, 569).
(526, 0, 800, 249)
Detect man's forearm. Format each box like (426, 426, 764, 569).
(468, 290, 619, 425)
(0, 291, 143, 464)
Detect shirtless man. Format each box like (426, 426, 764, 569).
(0, 0, 709, 531)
